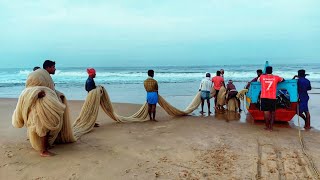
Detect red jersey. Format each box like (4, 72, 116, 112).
(259, 74, 283, 99)
(212, 76, 224, 90)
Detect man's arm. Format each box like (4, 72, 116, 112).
(245, 82, 250, 89)
(308, 80, 312, 91)
(143, 81, 147, 91)
(221, 77, 225, 87)
(155, 81, 159, 94)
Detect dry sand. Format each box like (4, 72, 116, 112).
(1, 98, 320, 180)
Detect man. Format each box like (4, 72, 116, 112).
(144, 70, 158, 121)
(85, 68, 100, 127)
(41, 60, 57, 157)
(15, 60, 75, 157)
(259, 66, 284, 131)
(220, 69, 225, 78)
(245, 69, 263, 89)
(226, 80, 241, 112)
(33, 66, 40, 71)
(293, 69, 312, 129)
(199, 73, 213, 115)
(212, 71, 225, 110)
(43, 60, 56, 74)
(85, 68, 96, 92)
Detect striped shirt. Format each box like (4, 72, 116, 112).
(144, 77, 158, 92)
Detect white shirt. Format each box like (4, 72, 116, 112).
(199, 77, 213, 91)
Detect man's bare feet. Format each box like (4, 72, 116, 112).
(304, 126, 311, 130)
(199, 111, 205, 114)
(94, 123, 100, 127)
(40, 150, 55, 157)
(264, 127, 269, 131)
(151, 119, 158, 122)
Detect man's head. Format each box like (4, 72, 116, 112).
(43, 60, 56, 74)
(87, 68, 96, 78)
(216, 71, 221, 76)
(257, 69, 263, 77)
(228, 79, 233, 84)
(298, 69, 307, 78)
(33, 66, 40, 71)
(205, 72, 211, 78)
(148, 69, 154, 77)
(266, 66, 272, 74)
(220, 69, 224, 75)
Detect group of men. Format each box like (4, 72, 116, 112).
(248, 66, 311, 131)
(255, 66, 311, 131)
(197, 66, 312, 131)
(34, 61, 312, 137)
(199, 69, 241, 115)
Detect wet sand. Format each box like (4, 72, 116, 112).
(1, 98, 320, 179)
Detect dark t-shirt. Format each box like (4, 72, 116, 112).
(245, 77, 259, 89)
(298, 77, 311, 100)
(85, 77, 96, 92)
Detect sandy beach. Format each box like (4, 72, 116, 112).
(1, 97, 320, 180)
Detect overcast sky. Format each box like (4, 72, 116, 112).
(0, 0, 319, 68)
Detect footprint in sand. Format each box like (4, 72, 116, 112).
(5, 150, 14, 158)
(152, 126, 167, 130)
(0, 164, 8, 168)
(68, 173, 77, 180)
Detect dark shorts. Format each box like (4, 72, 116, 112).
(299, 100, 309, 112)
(201, 91, 210, 100)
(260, 98, 276, 111)
(227, 91, 238, 99)
(215, 89, 220, 97)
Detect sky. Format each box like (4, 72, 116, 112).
(0, 0, 319, 68)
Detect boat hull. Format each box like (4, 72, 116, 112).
(247, 103, 297, 121)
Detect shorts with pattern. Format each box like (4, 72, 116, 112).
(201, 91, 210, 100)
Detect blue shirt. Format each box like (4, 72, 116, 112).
(298, 77, 311, 100)
(85, 77, 96, 92)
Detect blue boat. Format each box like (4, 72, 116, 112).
(245, 62, 298, 121)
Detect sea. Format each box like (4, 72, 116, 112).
(1, 63, 320, 129)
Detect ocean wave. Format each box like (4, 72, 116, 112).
(18, 70, 32, 75)
(0, 83, 25, 87)
(16, 69, 320, 79)
(0, 66, 316, 89)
